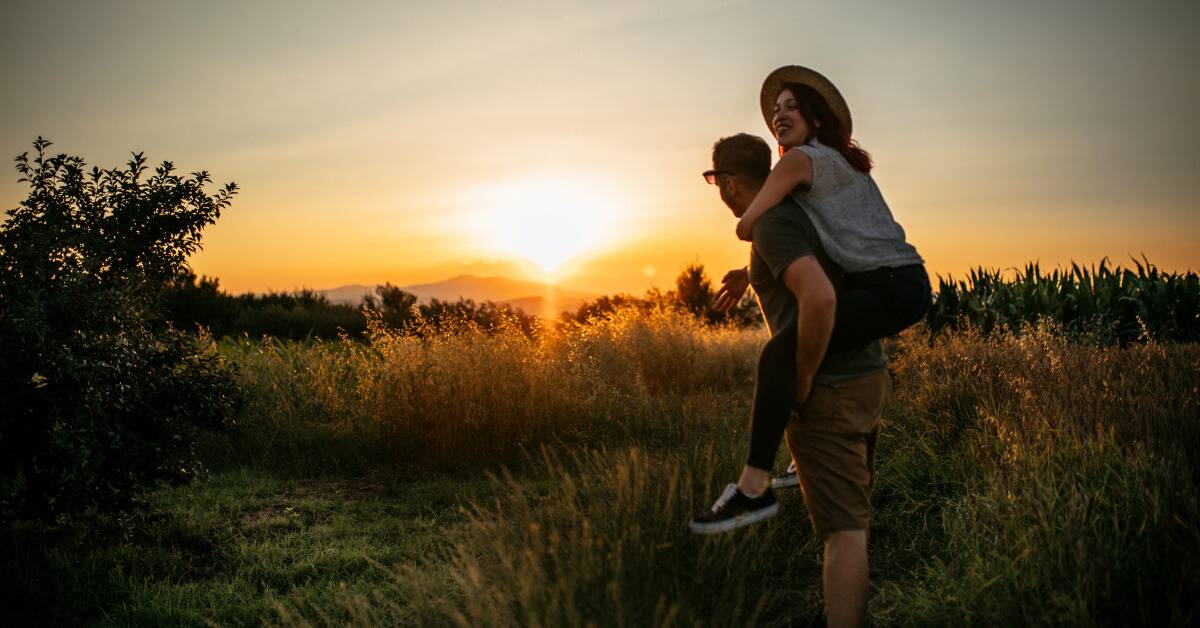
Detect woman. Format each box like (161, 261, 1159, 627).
(727, 66, 929, 355)
(693, 65, 930, 533)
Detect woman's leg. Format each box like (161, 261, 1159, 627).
(745, 316, 799, 472)
(827, 264, 931, 354)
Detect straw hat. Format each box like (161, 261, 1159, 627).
(760, 65, 852, 137)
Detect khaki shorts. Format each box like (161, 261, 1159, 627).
(784, 369, 891, 536)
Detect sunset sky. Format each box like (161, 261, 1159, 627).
(2, 0, 1198, 296)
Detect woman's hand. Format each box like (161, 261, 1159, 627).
(715, 267, 750, 311)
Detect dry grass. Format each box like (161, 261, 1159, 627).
(218, 307, 759, 474)
(215, 308, 1200, 627)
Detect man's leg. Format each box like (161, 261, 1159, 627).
(783, 371, 890, 626)
(824, 529, 869, 628)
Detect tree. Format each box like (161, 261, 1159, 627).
(0, 138, 241, 521)
(672, 263, 761, 327)
(363, 283, 418, 328)
(562, 264, 761, 328)
(675, 262, 714, 316)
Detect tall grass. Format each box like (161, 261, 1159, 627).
(216, 307, 759, 475)
(230, 307, 1199, 627)
(872, 326, 1200, 626)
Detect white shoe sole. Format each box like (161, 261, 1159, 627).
(688, 502, 780, 535)
(770, 474, 800, 489)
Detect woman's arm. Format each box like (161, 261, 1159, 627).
(734, 149, 813, 241)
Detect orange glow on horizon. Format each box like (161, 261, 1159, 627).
(2, 3, 1197, 296)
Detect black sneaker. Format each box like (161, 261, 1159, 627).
(771, 460, 800, 489)
(689, 483, 779, 534)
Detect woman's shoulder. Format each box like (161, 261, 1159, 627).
(788, 141, 869, 201)
(791, 140, 838, 157)
(790, 142, 845, 174)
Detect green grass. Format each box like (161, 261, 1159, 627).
(5, 308, 1198, 626)
(3, 469, 499, 626)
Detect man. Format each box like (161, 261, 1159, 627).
(690, 133, 891, 628)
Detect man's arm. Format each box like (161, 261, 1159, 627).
(779, 255, 836, 405)
(714, 266, 750, 311)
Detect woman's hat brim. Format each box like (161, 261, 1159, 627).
(760, 66, 852, 137)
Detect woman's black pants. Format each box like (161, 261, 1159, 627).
(745, 264, 931, 471)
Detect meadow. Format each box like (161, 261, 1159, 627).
(5, 301, 1197, 627)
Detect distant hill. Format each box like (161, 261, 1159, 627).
(399, 275, 594, 305)
(321, 284, 376, 305)
(319, 275, 597, 317)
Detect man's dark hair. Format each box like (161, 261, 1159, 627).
(712, 133, 771, 185)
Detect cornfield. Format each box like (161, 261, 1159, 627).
(927, 258, 1200, 344)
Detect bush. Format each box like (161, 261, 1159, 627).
(0, 138, 242, 521)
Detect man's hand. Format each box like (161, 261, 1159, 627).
(715, 267, 750, 311)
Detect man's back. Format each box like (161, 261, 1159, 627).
(747, 197, 886, 382)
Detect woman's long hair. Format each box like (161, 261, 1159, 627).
(780, 81, 872, 173)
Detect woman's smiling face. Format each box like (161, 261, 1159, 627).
(772, 88, 811, 149)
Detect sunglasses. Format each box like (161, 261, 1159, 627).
(702, 169, 734, 184)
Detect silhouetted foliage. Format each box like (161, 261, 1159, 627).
(414, 297, 539, 336)
(675, 263, 714, 316)
(0, 138, 242, 522)
(162, 269, 239, 335)
(163, 271, 364, 339)
(162, 274, 538, 339)
(565, 293, 663, 323)
(235, 289, 364, 339)
(363, 283, 418, 329)
(564, 264, 761, 328)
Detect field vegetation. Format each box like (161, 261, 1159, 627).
(160, 261, 761, 341)
(6, 304, 1197, 626)
(6, 140, 1197, 627)
(928, 258, 1199, 344)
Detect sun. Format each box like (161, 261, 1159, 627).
(464, 177, 624, 275)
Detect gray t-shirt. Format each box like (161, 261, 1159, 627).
(790, 140, 923, 273)
(749, 197, 887, 382)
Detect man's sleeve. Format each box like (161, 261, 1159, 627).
(750, 204, 815, 282)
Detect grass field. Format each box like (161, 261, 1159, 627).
(5, 308, 1198, 626)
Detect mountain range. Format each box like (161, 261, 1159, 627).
(320, 275, 598, 318)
